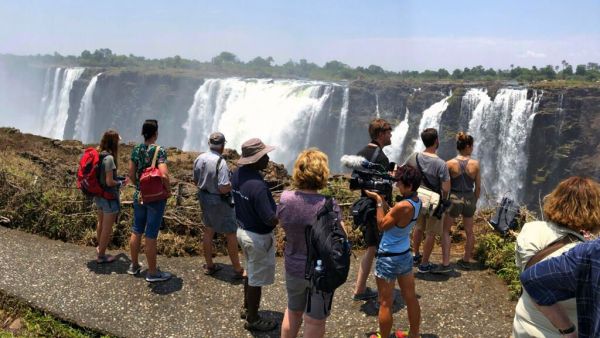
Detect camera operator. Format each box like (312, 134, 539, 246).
(352, 118, 393, 301)
(404, 128, 451, 274)
(193, 132, 244, 279)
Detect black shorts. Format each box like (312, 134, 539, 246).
(363, 223, 380, 247)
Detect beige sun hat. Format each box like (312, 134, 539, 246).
(237, 138, 276, 165)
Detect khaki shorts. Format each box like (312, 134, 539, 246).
(285, 273, 333, 320)
(237, 228, 276, 287)
(414, 213, 443, 236)
(448, 191, 477, 218)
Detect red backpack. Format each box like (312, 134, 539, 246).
(77, 147, 117, 200)
(139, 145, 170, 204)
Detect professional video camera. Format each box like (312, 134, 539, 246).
(341, 155, 396, 204)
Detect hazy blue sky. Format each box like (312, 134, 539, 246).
(1, 0, 598, 71)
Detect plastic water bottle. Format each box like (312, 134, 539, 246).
(315, 259, 324, 273)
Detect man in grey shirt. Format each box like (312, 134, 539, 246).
(404, 128, 451, 274)
(193, 132, 243, 278)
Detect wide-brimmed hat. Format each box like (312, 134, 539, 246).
(237, 138, 275, 165)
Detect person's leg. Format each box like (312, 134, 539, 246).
(98, 212, 117, 257)
(412, 228, 423, 256)
(375, 277, 395, 338)
(397, 273, 420, 338)
(463, 217, 475, 262)
(96, 209, 103, 250)
(441, 215, 454, 266)
(354, 245, 376, 296)
(303, 315, 326, 338)
(225, 232, 243, 273)
(144, 200, 167, 275)
(421, 232, 436, 265)
(281, 309, 303, 338)
(203, 226, 215, 268)
(246, 285, 262, 323)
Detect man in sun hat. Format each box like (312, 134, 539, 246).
(193, 132, 244, 279)
(231, 138, 278, 332)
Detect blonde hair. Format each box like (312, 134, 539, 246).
(544, 176, 600, 233)
(292, 148, 330, 190)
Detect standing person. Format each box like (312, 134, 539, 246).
(442, 132, 481, 269)
(353, 118, 393, 301)
(127, 119, 172, 282)
(94, 129, 127, 263)
(232, 138, 278, 332)
(404, 128, 451, 274)
(193, 132, 243, 278)
(513, 176, 600, 337)
(278, 149, 346, 338)
(364, 165, 422, 338)
(520, 237, 600, 338)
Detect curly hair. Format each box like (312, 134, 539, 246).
(394, 165, 422, 192)
(543, 176, 600, 233)
(292, 148, 330, 190)
(98, 129, 120, 168)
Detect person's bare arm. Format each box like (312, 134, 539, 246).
(158, 163, 170, 191)
(441, 180, 451, 200)
(364, 190, 412, 231)
(474, 161, 481, 200)
(535, 303, 577, 338)
(128, 160, 136, 185)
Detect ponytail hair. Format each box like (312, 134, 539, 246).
(142, 119, 158, 141)
(456, 132, 474, 151)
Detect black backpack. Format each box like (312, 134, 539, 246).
(304, 198, 351, 293)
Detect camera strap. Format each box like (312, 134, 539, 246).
(369, 144, 381, 163)
(215, 156, 224, 194)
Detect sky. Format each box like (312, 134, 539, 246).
(1, 0, 599, 71)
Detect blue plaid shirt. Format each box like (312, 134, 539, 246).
(520, 238, 600, 337)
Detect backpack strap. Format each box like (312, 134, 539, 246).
(415, 153, 438, 193)
(369, 145, 381, 163)
(524, 233, 581, 270)
(150, 145, 161, 168)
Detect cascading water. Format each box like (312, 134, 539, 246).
(412, 95, 451, 152)
(40, 68, 63, 137)
(334, 87, 350, 161)
(375, 93, 381, 118)
(465, 88, 540, 203)
(73, 73, 101, 143)
(38, 68, 52, 134)
(182, 78, 343, 170)
(383, 107, 410, 163)
(40, 67, 85, 139)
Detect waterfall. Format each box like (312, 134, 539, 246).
(73, 73, 101, 143)
(334, 87, 350, 160)
(465, 88, 539, 203)
(37, 68, 52, 134)
(375, 93, 381, 118)
(383, 107, 410, 164)
(182, 78, 341, 170)
(40, 67, 85, 139)
(412, 95, 451, 152)
(40, 68, 63, 137)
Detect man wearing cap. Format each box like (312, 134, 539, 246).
(193, 132, 244, 278)
(231, 138, 278, 332)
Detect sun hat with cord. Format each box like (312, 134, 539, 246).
(237, 138, 276, 165)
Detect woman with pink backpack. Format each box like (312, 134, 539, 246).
(127, 119, 172, 282)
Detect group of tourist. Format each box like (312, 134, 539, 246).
(89, 117, 600, 337)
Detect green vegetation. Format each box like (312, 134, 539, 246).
(0, 291, 113, 338)
(2, 49, 600, 83)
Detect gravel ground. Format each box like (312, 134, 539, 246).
(0, 226, 515, 337)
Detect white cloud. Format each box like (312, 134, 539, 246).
(518, 50, 547, 59)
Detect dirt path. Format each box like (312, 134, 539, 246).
(0, 226, 514, 337)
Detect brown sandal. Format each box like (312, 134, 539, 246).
(97, 254, 116, 264)
(203, 263, 222, 275)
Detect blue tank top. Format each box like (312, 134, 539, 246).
(378, 198, 421, 254)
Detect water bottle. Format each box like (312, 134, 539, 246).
(315, 259, 324, 274)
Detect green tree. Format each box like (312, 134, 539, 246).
(575, 64, 586, 76)
(211, 51, 239, 65)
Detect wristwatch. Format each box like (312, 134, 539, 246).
(558, 324, 576, 334)
(376, 201, 383, 208)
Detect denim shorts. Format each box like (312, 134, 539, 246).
(132, 200, 167, 239)
(375, 251, 414, 282)
(94, 196, 120, 214)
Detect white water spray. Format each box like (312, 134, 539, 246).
(40, 67, 85, 139)
(412, 95, 451, 152)
(383, 107, 410, 163)
(74, 73, 101, 143)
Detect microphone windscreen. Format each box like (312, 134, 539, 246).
(340, 155, 368, 169)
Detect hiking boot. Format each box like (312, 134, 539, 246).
(417, 263, 438, 273)
(127, 263, 142, 275)
(412, 253, 422, 267)
(145, 269, 172, 283)
(431, 264, 454, 274)
(352, 287, 378, 301)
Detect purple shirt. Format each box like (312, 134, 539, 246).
(276, 190, 341, 278)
